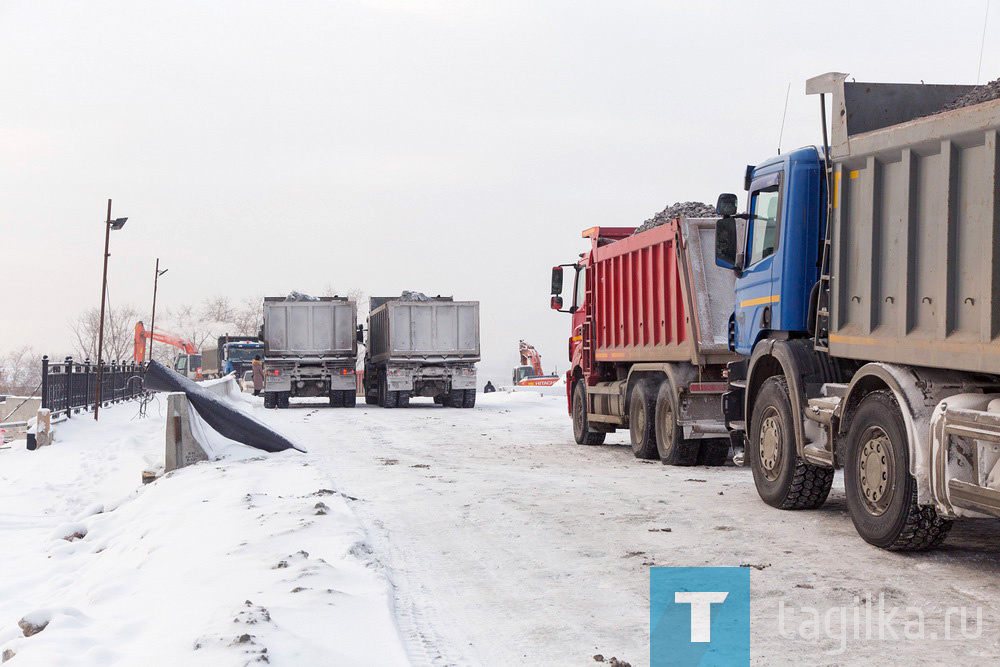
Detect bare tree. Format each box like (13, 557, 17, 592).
(0, 346, 43, 396)
(69, 303, 142, 363)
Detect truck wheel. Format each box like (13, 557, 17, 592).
(397, 391, 410, 408)
(572, 381, 605, 445)
(749, 376, 832, 509)
(447, 389, 464, 408)
(329, 390, 344, 408)
(654, 381, 698, 465)
(263, 391, 276, 409)
(697, 439, 730, 466)
(844, 391, 953, 550)
(433, 395, 444, 405)
(343, 391, 357, 408)
(629, 382, 658, 459)
(366, 392, 378, 405)
(462, 389, 476, 408)
(277, 392, 290, 409)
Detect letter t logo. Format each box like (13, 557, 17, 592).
(674, 592, 729, 642)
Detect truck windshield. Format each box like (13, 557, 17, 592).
(228, 347, 261, 361)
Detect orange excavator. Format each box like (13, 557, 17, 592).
(133, 322, 203, 380)
(512, 340, 560, 386)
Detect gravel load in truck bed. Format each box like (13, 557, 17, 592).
(936, 77, 1000, 113)
(633, 201, 717, 235)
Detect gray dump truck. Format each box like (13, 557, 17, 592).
(261, 296, 358, 409)
(364, 296, 480, 408)
(716, 73, 1000, 549)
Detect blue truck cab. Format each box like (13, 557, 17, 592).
(720, 146, 826, 354)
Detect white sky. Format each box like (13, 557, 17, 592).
(2, 0, 997, 384)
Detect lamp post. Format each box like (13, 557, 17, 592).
(94, 199, 128, 421)
(148, 259, 168, 362)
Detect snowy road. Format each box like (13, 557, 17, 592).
(256, 391, 1000, 666)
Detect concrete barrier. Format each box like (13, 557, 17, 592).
(164, 393, 209, 472)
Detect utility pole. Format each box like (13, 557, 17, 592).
(149, 259, 167, 362)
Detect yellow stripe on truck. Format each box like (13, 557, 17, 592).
(739, 294, 780, 308)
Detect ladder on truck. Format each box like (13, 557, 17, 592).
(582, 266, 595, 377)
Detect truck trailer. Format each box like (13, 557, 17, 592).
(716, 72, 1000, 549)
(364, 296, 480, 408)
(261, 296, 358, 409)
(550, 218, 739, 464)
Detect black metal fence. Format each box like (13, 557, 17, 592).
(40, 356, 147, 417)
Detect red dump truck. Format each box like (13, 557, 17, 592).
(550, 219, 740, 464)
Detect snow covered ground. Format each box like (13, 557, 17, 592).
(2, 389, 1000, 665)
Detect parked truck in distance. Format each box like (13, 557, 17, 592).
(261, 296, 358, 409)
(550, 218, 738, 464)
(201, 335, 264, 379)
(364, 295, 480, 408)
(715, 72, 1000, 550)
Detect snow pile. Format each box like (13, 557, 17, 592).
(0, 400, 406, 665)
(938, 77, 1000, 113)
(633, 201, 717, 235)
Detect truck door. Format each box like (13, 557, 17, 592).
(734, 172, 782, 353)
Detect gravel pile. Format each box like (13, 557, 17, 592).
(400, 290, 431, 302)
(936, 77, 1000, 114)
(285, 291, 319, 301)
(633, 201, 717, 235)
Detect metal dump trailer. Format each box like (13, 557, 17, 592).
(715, 72, 1000, 549)
(550, 218, 740, 464)
(364, 297, 480, 408)
(261, 297, 358, 408)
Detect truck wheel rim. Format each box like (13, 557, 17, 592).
(631, 395, 645, 440)
(659, 400, 674, 452)
(858, 427, 893, 516)
(759, 408, 782, 481)
(574, 390, 585, 435)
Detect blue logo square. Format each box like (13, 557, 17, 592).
(650, 567, 750, 666)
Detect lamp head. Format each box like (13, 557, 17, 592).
(110, 217, 128, 230)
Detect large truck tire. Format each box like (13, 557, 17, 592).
(446, 389, 464, 408)
(329, 390, 344, 408)
(572, 381, 606, 445)
(433, 395, 444, 405)
(343, 391, 357, 408)
(654, 382, 698, 465)
(749, 376, 832, 509)
(263, 391, 276, 409)
(697, 440, 730, 466)
(462, 389, 476, 408)
(844, 391, 952, 550)
(276, 392, 290, 409)
(397, 391, 410, 408)
(365, 392, 378, 405)
(629, 382, 658, 459)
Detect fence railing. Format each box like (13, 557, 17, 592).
(40, 356, 147, 417)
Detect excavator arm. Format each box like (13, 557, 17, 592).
(134, 322, 198, 363)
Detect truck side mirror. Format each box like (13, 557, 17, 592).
(715, 217, 740, 272)
(356, 325, 364, 343)
(550, 266, 564, 295)
(551, 295, 564, 310)
(716, 193, 739, 217)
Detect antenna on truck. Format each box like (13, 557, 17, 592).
(776, 82, 791, 155)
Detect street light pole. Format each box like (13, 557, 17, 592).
(94, 200, 128, 421)
(149, 259, 167, 362)
(94, 199, 113, 421)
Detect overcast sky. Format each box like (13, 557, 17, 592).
(2, 0, 997, 384)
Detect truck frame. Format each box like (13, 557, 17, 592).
(551, 218, 740, 464)
(261, 296, 358, 409)
(363, 296, 480, 408)
(715, 72, 1000, 549)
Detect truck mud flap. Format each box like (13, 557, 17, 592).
(145, 360, 305, 453)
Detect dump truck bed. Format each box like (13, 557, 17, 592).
(262, 297, 357, 357)
(368, 300, 480, 363)
(590, 218, 739, 366)
(810, 74, 1000, 373)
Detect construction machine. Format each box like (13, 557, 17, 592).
(133, 322, 203, 380)
(513, 340, 560, 387)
